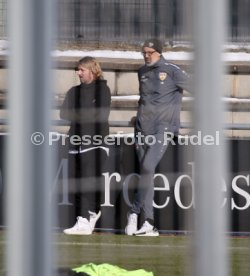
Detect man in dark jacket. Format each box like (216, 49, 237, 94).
(125, 38, 190, 236)
(60, 56, 111, 235)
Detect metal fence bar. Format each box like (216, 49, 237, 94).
(193, 0, 228, 275)
(6, 0, 54, 275)
(0, 0, 7, 38)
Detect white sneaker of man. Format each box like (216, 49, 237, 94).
(125, 213, 138, 235)
(134, 221, 159, 237)
(89, 210, 101, 231)
(63, 216, 92, 235)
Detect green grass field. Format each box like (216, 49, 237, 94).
(55, 233, 191, 275)
(1, 231, 250, 275)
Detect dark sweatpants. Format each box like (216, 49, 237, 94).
(68, 146, 109, 218)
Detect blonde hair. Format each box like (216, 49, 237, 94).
(78, 56, 103, 80)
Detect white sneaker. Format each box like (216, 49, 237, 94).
(89, 210, 101, 231)
(63, 216, 92, 235)
(134, 221, 159, 237)
(125, 213, 138, 236)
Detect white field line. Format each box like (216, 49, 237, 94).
(0, 239, 181, 249)
(54, 241, 180, 249)
(53, 241, 250, 251)
(0, 240, 249, 250)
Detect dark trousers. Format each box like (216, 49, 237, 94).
(131, 133, 169, 221)
(68, 146, 109, 218)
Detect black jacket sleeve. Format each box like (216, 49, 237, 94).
(60, 83, 111, 124)
(60, 87, 78, 121)
(95, 85, 111, 123)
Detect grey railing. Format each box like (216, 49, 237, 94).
(0, 119, 250, 130)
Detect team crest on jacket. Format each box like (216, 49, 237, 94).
(159, 72, 167, 81)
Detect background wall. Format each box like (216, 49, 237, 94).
(0, 0, 250, 45)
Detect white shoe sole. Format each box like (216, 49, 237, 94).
(135, 231, 159, 237)
(63, 229, 92, 235)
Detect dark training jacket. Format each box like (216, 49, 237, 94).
(136, 55, 190, 136)
(60, 79, 111, 140)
